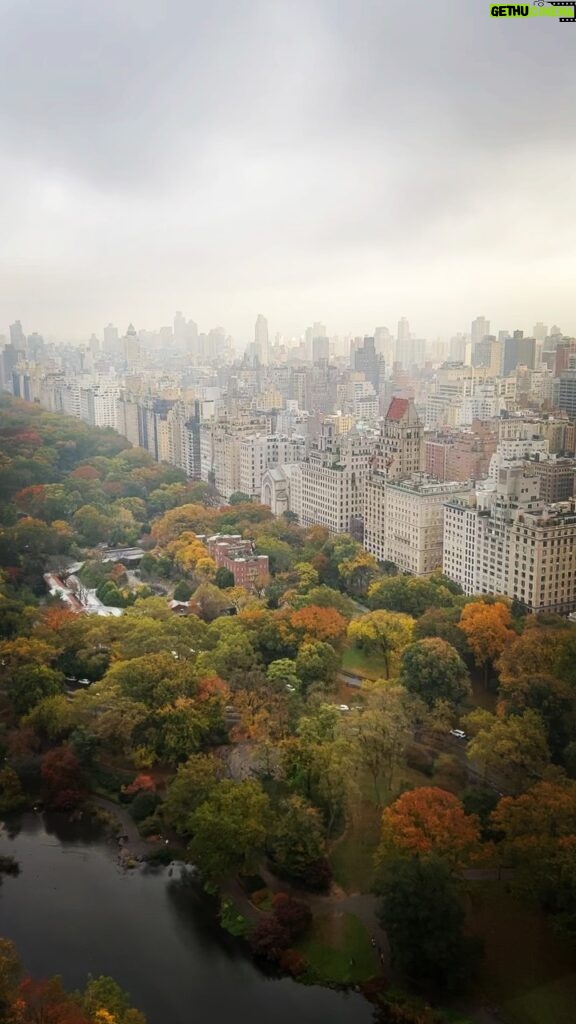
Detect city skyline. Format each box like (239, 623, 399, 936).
(1, 0, 576, 339)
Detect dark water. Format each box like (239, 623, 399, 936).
(0, 814, 374, 1024)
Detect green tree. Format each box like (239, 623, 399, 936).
(345, 683, 412, 803)
(413, 607, 469, 660)
(466, 708, 550, 793)
(214, 567, 235, 590)
(0, 766, 26, 813)
(400, 638, 471, 710)
(368, 575, 455, 617)
(266, 658, 300, 693)
(163, 753, 222, 834)
(7, 664, 64, 716)
(377, 856, 481, 993)
(173, 580, 193, 602)
(294, 640, 340, 689)
(498, 673, 576, 761)
(190, 779, 271, 880)
(82, 975, 146, 1024)
(156, 698, 215, 764)
(268, 795, 326, 880)
(24, 694, 75, 741)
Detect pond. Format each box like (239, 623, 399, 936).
(0, 813, 374, 1024)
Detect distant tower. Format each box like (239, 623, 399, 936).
(103, 323, 119, 354)
(395, 318, 410, 364)
(255, 314, 269, 366)
(9, 321, 26, 356)
(471, 316, 490, 365)
(174, 311, 186, 348)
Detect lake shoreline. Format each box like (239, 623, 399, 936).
(0, 813, 374, 1024)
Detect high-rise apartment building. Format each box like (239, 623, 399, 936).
(556, 370, 576, 418)
(298, 424, 376, 534)
(239, 434, 306, 500)
(444, 466, 576, 613)
(524, 453, 576, 504)
(364, 475, 473, 575)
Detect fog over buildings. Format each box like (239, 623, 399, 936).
(1, 0, 576, 341)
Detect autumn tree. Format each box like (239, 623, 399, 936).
(400, 638, 471, 710)
(338, 549, 379, 598)
(286, 605, 348, 648)
(347, 610, 414, 678)
(496, 622, 566, 685)
(150, 503, 214, 544)
(491, 778, 576, 930)
(459, 600, 515, 685)
(40, 745, 87, 810)
(378, 787, 482, 871)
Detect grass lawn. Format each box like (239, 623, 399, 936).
(330, 800, 381, 893)
(465, 881, 576, 1024)
(341, 645, 389, 680)
(298, 911, 379, 984)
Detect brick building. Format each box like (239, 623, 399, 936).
(207, 534, 269, 590)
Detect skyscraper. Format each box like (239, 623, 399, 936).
(9, 321, 26, 356)
(395, 318, 411, 365)
(305, 322, 327, 361)
(103, 323, 119, 354)
(354, 337, 380, 393)
(471, 316, 490, 364)
(255, 314, 269, 366)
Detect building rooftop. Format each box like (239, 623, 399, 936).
(386, 397, 409, 421)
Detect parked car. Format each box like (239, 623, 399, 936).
(449, 728, 467, 739)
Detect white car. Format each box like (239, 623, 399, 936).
(450, 728, 467, 740)
(338, 704, 350, 712)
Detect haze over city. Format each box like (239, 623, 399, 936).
(2, 0, 576, 340)
(3, 5, 576, 1024)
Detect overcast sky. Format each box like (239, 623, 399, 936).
(1, 0, 575, 344)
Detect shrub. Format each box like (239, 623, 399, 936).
(272, 893, 312, 941)
(138, 814, 163, 837)
(279, 949, 307, 976)
(130, 790, 160, 823)
(249, 917, 291, 961)
(298, 857, 332, 892)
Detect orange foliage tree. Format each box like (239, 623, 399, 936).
(459, 600, 515, 684)
(379, 786, 482, 870)
(285, 605, 348, 648)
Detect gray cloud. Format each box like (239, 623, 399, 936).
(1, 0, 575, 341)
